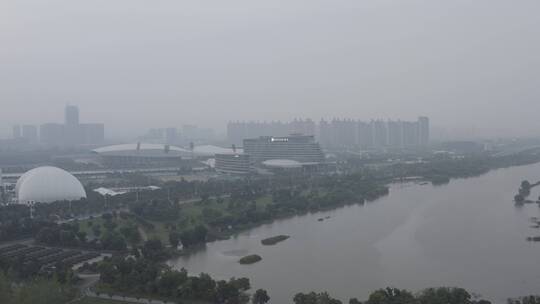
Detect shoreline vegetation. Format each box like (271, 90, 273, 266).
(514, 179, 540, 204)
(261, 235, 290, 246)
(238, 254, 262, 265)
(3, 153, 540, 257)
(4, 263, 540, 304)
(3, 155, 540, 303)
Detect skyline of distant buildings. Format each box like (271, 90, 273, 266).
(228, 117, 430, 150)
(138, 124, 216, 146)
(11, 105, 105, 148)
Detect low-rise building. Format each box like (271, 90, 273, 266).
(215, 153, 251, 175)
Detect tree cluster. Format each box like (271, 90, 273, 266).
(96, 256, 252, 303)
(293, 287, 493, 304)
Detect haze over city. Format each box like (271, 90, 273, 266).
(2, 0, 540, 139)
(3, 2, 540, 304)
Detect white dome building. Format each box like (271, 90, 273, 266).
(16, 166, 87, 204)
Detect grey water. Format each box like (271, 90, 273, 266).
(169, 163, 540, 303)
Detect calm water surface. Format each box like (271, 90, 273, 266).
(169, 163, 540, 303)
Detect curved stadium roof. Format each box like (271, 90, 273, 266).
(93, 143, 189, 157)
(93, 143, 241, 158)
(17, 166, 87, 204)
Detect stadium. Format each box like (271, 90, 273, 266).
(92, 143, 190, 167)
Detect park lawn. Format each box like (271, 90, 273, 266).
(76, 216, 138, 239)
(144, 220, 172, 244)
(73, 195, 276, 246)
(255, 195, 273, 209)
(77, 217, 106, 237)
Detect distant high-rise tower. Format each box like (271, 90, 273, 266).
(65, 105, 79, 127)
(418, 116, 430, 146)
(12, 125, 21, 139)
(165, 127, 178, 144)
(22, 125, 38, 143)
(64, 105, 80, 145)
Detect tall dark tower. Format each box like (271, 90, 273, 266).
(65, 105, 79, 127)
(64, 105, 80, 146)
(418, 116, 430, 146)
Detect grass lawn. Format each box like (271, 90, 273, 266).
(75, 215, 139, 240)
(71, 195, 276, 246)
(144, 221, 172, 244)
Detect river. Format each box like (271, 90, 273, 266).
(169, 163, 540, 303)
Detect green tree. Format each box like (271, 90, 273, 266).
(508, 295, 540, 304)
(252, 289, 270, 304)
(294, 291, 342, 304)
(12, 278, 73, 304)
(417, 287, 472, 304)
(366, 288, 417, 304)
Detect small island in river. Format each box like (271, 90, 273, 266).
(239, 254, 262, 265)
(261, 235, 290, 246)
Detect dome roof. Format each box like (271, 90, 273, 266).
(16, 166, 87, 204)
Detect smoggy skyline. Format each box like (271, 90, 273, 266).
(1, 0, 539, 139)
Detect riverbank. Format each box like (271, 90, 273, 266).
(157, 155, 540, 256)
(169, 162, 540, 303)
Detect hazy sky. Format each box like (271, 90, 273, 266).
(1, 0, 539, 139)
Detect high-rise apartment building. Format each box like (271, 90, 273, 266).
(40, 123, 64, 146)
(402, 121, 419, 147)
(12, 125, 21, 139)
(229, 117, 430, 150)
(65, 105, 79, 126)
(227, 119, 316, 146)
(165, 128, 179, 144)
(387, 120, 403, 149)
(22, 125, 38, 143)
(39, 106, 104, 147)
(357, 121, 373, 150)
(372, 120, 388, 148)
(418, 116, 430, 146)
